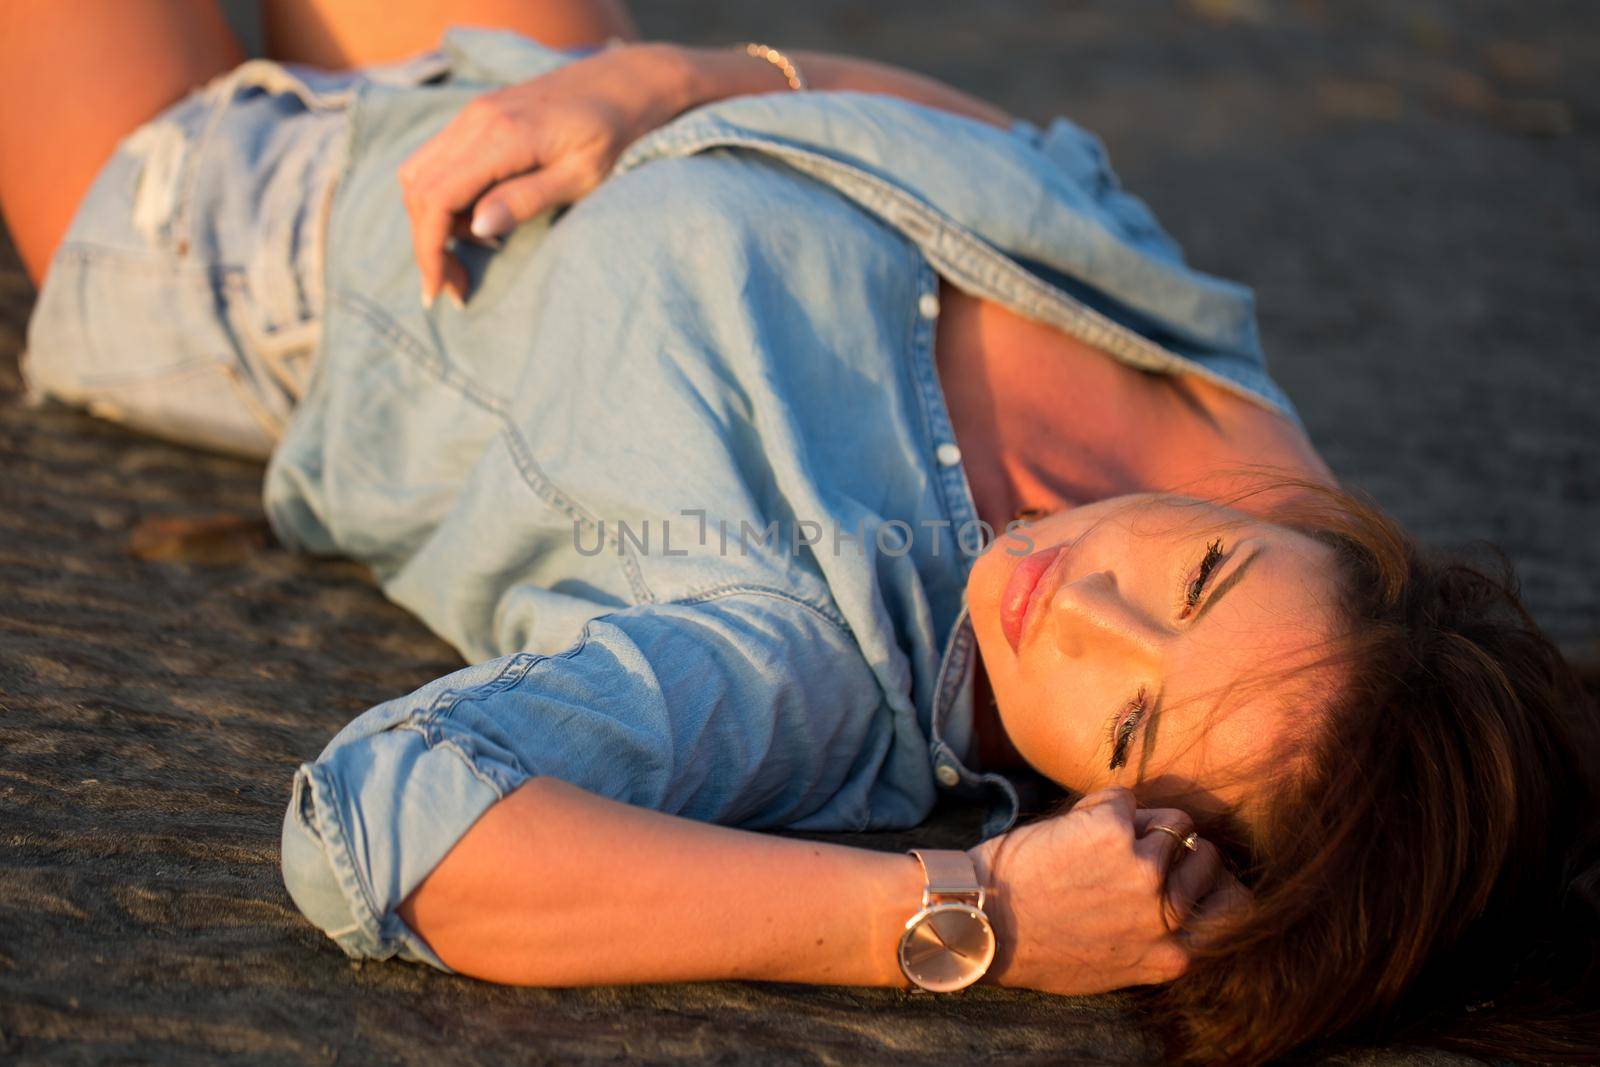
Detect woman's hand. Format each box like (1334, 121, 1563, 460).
(395, 37, 1020, 309)
(969, 785, 1249, 994)
(397, 42, 696, 307)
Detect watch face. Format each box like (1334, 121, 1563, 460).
(897, 903, 996, 993)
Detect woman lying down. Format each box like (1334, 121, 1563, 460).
(7, 3, 1597, 1064)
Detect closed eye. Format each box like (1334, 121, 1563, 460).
(1179, 538, 1225, 620)
(1108, 687, 1148, 771)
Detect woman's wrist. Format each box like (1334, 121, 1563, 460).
(603, 41, 707, 131)
(730, 838, 924, 988)
(616, 40, 1011, 138)
(967, 841, 1023, 987)
(662, 42, 807, 114)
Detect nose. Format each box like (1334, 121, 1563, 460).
(1047, 569, 1166, 663)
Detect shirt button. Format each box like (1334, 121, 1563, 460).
(935, 442, 963, 468)
(935, 763, 961, 788)
(918, 291, 941, 319)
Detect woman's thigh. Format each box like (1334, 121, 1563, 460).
(260, 0, 639, 68)
(0, 0, 247, 288)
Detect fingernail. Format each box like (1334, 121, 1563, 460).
(445, 286, 465, 310)
(471, 201, 513, 240)
(421, 281, 436, 310)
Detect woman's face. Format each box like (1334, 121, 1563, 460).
(968, 493, 1342, 821)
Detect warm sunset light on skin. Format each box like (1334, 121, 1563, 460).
(969, 493, 1341, 823)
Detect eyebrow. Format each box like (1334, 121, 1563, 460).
(1190, 544, 1264, 625)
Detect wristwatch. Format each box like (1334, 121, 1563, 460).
(897, 848, 997, 992)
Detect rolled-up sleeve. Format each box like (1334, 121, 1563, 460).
(279, 589, 908, 967)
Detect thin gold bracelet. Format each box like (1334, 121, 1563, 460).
(736, 42, 806, 91)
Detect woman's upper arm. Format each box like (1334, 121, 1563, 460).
(280, 591, 909, 965)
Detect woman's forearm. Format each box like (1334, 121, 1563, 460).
(406, 39, 1017, 311)
(649, 42, 1014, 130)
(397, 776, 931, 987)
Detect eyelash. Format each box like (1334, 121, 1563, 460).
(1106, 539, 1226, 773)
(1179, 538, 1226, 619)
(1108, 686, 1148, 772)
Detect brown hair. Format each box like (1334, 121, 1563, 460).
(1126, 481, 1600, 1063)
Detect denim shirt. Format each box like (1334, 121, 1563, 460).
(272, 28, 1298, 968)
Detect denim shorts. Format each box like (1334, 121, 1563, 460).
(20, 50, 451, 461)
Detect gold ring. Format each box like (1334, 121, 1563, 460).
(1149, 824, 1199, 852)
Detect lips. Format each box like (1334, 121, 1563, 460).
(999, 543, 1064, 653)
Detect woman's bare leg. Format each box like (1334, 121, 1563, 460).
(261, 0, 640, 69)
(0, 1, 246, 288)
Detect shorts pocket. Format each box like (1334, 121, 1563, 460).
(82, 353, 281, 461)
(23, 247, 282, 460)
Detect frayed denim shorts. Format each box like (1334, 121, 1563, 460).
(21, 51, 451, 461)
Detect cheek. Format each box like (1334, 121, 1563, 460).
(991, 655, 1117, 793)
(1126, 699, 1295, 818)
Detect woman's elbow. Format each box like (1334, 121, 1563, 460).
(277, 720, 517, 973)
(280, 763, 381, 961)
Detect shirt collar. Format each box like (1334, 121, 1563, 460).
(928, 599, 1046, 841)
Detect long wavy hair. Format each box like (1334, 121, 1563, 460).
(1064, 481, 1600, 1063)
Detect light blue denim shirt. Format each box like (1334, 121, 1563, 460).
(273, 27, 1299, 969)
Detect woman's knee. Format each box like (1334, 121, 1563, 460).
(261, 0, 640, 70)
(0, 0, 245, 286)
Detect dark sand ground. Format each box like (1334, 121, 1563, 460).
(2, 1, 1596, 1063)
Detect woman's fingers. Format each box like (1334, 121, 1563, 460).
(472, 160, 588, 239)
(1133, 806, 1197, 872)
(401, 98, 544, 305)
(1160, 837, 1225, 926)
(395, 49, 660, 306)
(1069, 784, 1138, 823)
(1131, 807, 1205, 929)
(419, 163, 588, 306)
(1132, 806, 1196, 839)
(406, 156, 505, 305)
(1192, 866, 1253, 923)
(397, 124, 464, 306)
(438, 256, 472, 310)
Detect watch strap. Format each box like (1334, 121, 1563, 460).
(908, 848, 983, 906)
